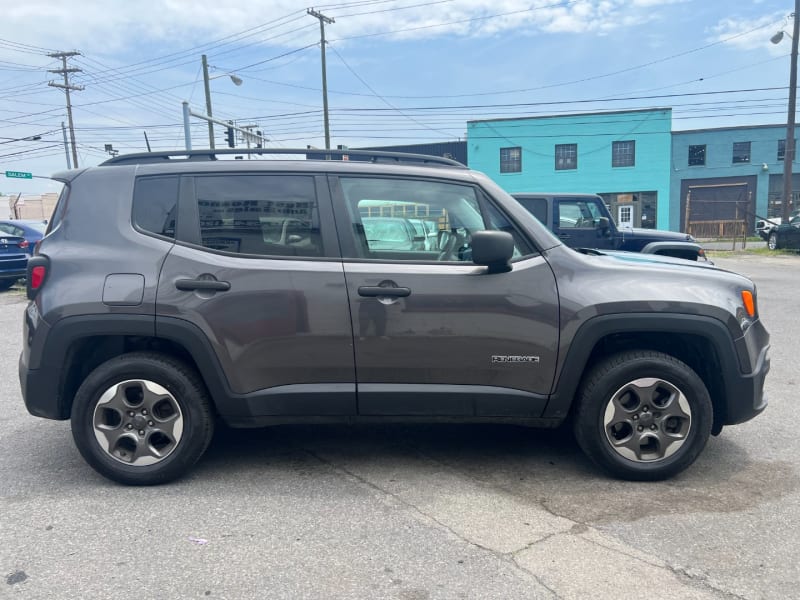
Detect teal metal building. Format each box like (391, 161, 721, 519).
(467, 108, 673, 230)
(670, 125, 797, 233)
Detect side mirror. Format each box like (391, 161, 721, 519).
(471, 230, 513, 274)
(596, 217, 610, 236)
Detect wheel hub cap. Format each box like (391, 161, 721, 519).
(603, 377, 692, 463)
(92, 379, 184, 466)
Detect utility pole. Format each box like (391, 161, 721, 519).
(48, 51, 83, 169)
(782, 0, 800, 222)
(308, 8, 334, 150)
(202, 54, 215, 149)
(60, 121, 71, 169)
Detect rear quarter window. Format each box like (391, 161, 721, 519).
(132, 176, 179, 238)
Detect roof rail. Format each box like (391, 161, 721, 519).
(100, 148, 467, 168)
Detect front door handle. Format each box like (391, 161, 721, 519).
(358, 286, 411, 298)
(175, 278, 231, 292)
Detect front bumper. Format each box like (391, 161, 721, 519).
(723, 342, 770, 426)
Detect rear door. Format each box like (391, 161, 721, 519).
(156, 172, 356, 417)
(331, 175, 560, 417)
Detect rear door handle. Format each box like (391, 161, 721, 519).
(358, 286, 411, 298)
(175, 278, 231, 292)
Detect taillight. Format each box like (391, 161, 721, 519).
(26, 256, 49, 300)
(18, 239, 29, 250)
(30, 266, 46, 290)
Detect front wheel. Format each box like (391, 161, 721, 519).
(573, 350, 712, 481)
(768, 231, 779, 250)
(71, 352, 214, 485)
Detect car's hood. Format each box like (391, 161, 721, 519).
(619, 227, 695, 242)
(574, 247, 715, 268)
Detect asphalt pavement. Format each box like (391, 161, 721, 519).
(1, 253, 798, 599)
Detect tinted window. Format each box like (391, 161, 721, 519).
(339, 177, 531, 261)
(194, 175, 322, 257)
(515, 197, 548, 224)
(688, 145, 706, 166)
(732, 141, 750, 164)
(612, 140, 635, 167)
(500, 147, 522, 173)
(555, 144, 577, 170)
(133, 176, 178, 238)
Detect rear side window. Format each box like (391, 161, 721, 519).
(133, 176, 178, 238)
(515, 197, 548, 224)
(46, 183, 69, 234)
(193, 175, 323, 258)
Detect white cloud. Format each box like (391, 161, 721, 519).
(0, 0, 695, 56)
(709, 11, 789, 53)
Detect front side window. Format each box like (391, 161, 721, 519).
(133, 176, 179, 238)
(339, 177, 531, 262)
(732, 141, 750, 163)
(500, 147, 522, 173)
(193, 175, 323, 257)
(612, 140, 635, 167)
(688, 145, 706, 166)
(555, 144, 577, 170)
(557, 199, 604, 229)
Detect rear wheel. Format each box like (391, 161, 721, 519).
(574, 350, 712, 480)
(0, 279, 17, 292)
(71, 352, 214, 485)
(768, 231, 779, 250)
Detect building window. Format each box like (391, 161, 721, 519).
(688, 145, 706, 166)
(555, 144, 577, 170)
(778, 139, 797, 161)
(500, 147, 521, 173)
(612, 140, 635, 167)
(732, 142, 751, 164)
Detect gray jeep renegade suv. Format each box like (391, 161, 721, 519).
(19, 149, 770, 485)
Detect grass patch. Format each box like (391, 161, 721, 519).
(708, 247, 799, 258)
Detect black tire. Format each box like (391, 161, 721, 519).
(0, 279, 17, 292)
(573, 350, 712, 481)
(768, 231, 779, 251)
(71, 352, 214, 485)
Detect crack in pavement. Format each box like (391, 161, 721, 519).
(307, 441, 747, 600)
(302, 448, 563, 599)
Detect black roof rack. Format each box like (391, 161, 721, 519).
(100, 148, 467, 168)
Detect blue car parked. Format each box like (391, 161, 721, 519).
(0, 220, 46, 291)
(0, 220, 46, 254)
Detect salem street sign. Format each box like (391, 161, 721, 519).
(5, 171, 32, 179)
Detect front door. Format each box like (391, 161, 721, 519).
(156, 173, 356, 416)
(554, 196, 613, 250)
(617, 204, 634, 229)
(330, 175, 560, 417)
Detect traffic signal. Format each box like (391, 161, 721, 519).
(225, 121, 235, 148)
(256, 130, 263, 149)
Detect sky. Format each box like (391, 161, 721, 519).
(0, 0, 796, 194)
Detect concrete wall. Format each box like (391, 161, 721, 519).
(7, 192, 58, 221)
